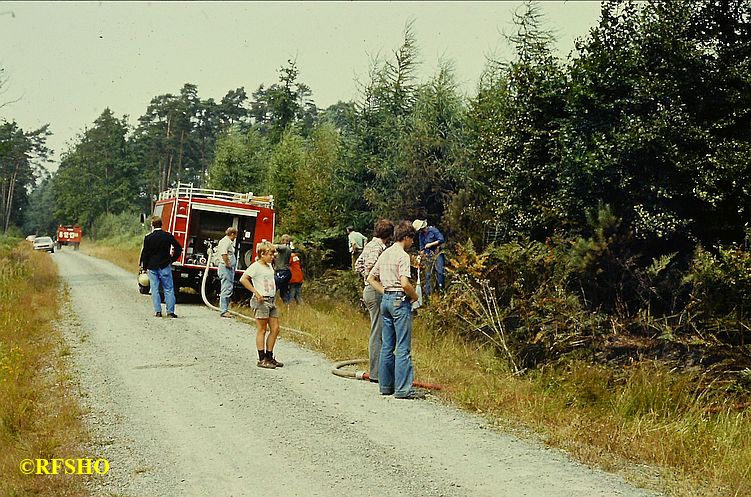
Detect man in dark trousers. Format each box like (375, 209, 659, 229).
(139, 216, 182, 318)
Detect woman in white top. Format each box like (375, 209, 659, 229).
(240, 242, 284, 369)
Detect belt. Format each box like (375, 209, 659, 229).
(384, 290, 405, 294)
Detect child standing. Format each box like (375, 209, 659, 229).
(288, 250, 304, 304)
(239, 242, 284, 369)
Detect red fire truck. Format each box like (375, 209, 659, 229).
(56, 225, 82, 250)
(149, 182, 275, 295)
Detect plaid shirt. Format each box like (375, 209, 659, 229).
(355, 237, 386, 284)
(368, 242, 411, 292)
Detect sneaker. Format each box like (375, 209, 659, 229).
(219, 312, 232, 318)
(257, 359, 277, 369)
(154, 312, 162, 317)
(167, 313, 178, 318)
(267, 356, 284, 368)
(394, 389, 426, 400)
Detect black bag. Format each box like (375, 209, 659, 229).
(274, 268, 292, 287)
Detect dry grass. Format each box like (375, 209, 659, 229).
(90, 242, 751, 497)
(278, 298, 750, 497)
(80, 238, 140, 274)
(0, 239, 90, 496)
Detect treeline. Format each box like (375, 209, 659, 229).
(5, 0, 751, 359)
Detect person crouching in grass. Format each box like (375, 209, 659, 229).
(240, 242, 284, 369)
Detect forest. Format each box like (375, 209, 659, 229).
(2, 0, 751, 374)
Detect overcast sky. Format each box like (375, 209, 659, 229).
(0, 1, 602, 170)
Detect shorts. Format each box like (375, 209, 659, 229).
(250, 295, 278, 319)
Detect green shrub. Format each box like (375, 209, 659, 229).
(91, 211, 148, 248)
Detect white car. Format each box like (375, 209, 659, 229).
(32, 236, 55, 253)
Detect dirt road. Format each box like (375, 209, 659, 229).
(54, 249, 661, 497)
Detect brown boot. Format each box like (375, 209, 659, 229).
(257, 358, 276, 369)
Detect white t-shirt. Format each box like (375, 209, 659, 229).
(242, 261, 276, 297)
(216, 235, 236, 265)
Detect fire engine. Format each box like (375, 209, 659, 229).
(149, 182, 275, 295)
(56, 225, 82, 250)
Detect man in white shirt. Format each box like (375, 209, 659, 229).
(216, 227, 237, 318)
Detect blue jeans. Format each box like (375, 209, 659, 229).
(148, 266, 176, 314)
(424, 253, 445, 297)
(218, 265, 234, 313)
(378, 293, 414, 396)
(288, 283, 303, 303)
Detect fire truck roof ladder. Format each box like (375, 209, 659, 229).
(159, 182, 274, 209)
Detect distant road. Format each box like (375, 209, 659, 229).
(54, 249, 660, 497)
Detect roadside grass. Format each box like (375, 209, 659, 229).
(88, 242, 750, 497)
(79, 236, 142, 274)
(0, 238, 89, 496)
(275, 298, 751, 497)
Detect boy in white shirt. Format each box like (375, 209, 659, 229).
(240, 242, 283, 369)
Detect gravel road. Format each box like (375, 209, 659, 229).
(54, 249, 661, 497)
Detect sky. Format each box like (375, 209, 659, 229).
(0, 1, 602, 171)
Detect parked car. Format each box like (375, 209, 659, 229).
(32, 236, 55, 253)
(25, 234, 36, 243)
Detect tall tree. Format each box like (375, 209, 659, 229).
(23, 173, 57, 236)
(468, 1, 570, 242)
(53, 109, 137, 231)
(564, 0, 751, 249)
(0, 120, 50, 233)
(206, 126, 269, 194)
(249, 59, 317, 143)
(351, 21, 421, 224)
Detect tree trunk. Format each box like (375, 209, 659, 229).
(3, 166, 18, 233)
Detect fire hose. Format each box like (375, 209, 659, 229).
(331, 359, 443, 391)
(200, 245, 312, 338)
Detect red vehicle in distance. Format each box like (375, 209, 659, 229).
(56, 225, 82, 250)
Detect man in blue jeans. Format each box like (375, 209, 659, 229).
(139, 216, 182, 318)
(216, 227, 238, 318)
(367, 220, 423, 400)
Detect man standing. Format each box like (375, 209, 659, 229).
(355, 219, 394, 384)
(413, 219, 446, 297)
(367, 221, 423, 400)
(216, 227, 238, 318)
(139, 216, 182, 318)
(347, 225, 367, 270)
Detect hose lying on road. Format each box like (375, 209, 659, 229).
(200, 246, 312, 338)
(332, 359, 443, 391)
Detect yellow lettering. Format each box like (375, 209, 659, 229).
(36, 459, 51, 475)
(94, 459, 110, 475)
(78, 458, 93, 474)
(64, 459, 76, 474)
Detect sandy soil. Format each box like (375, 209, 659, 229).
(54, 249, 662, 497)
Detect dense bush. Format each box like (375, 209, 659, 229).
(91, 211, 148, 247)
(431, 226, 751, 372)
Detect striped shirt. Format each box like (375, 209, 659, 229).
(368, 242, 411, 292)
(355, 237, 386, 284)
